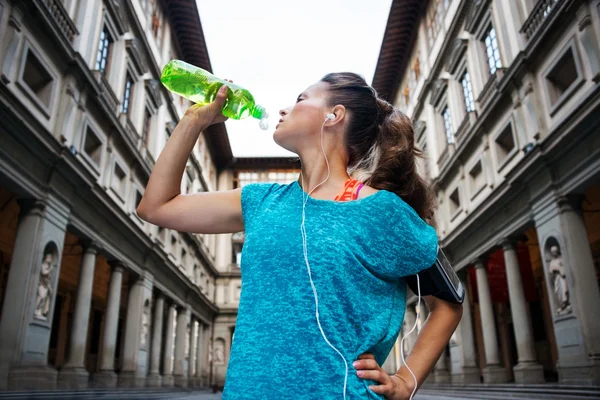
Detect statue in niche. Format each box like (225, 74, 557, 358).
(140, 301, 150, 349)
(548, 245, 571, 315)
(214, 339, 225, 364)
(34, 252, 55, 320)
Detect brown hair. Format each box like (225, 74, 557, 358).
(321, 72, 436, 222)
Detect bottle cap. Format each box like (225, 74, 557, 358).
(259, 111, 269, 130)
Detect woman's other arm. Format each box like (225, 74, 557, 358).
(395, 295, 463, 392)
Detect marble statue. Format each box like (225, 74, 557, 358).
(141, 301, 150, 348)
(34, 252, 55, 320)
(214, 339, 224, 364)
(548, 245, 571, 315)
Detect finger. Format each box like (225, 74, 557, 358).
(213, 85, 228, 109)
(368, 383, 393, 396)
(356, 368, 389, 384)
(353, 359, 380, 370)
(358, 353, 375, 360)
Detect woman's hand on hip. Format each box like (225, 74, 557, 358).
(354, 353, 414, 399)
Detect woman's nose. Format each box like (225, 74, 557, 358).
(279, 109, 287, 117)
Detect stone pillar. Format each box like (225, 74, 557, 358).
(162, 304, 177, 387)
(58, 241, 99, 389)
(147, 295, 165, 387)
(475, 260, 508, 383)
(94, 263, 124, 387)
(502, 240, 544, 383)
(174, 308, 191, 387)
(202, 324, 211, 386)
(451, 275, 480, 383)
(0, 198, 69, 390)
(195, 323, 204, 387)
(118, 272, 154, 387)
(189, 319, 198, 382)
(534, 195, 600, 384)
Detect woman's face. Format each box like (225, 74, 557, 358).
(273, 81, 331, 153)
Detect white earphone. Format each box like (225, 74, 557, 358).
(301, 110, 420, 400)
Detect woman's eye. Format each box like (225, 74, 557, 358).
(296, 97, 303, 103)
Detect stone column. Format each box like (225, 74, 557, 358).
(0, 197, 69, 390)
(118, 272, 154, 388)
(58, 241, 99, 389)
(502, 240, 544, 383)
(475, 260, 508, 383)
(202, 324, 211, 385)
(189, 320, 198, 382)
(174, 308, 191, 387)
(94, 263, 124, 387)
(162, 304, 177, 387)
(147, 295, 165, 387)
(451, 275, 480, 383)
(534, 195, 600, 384)
(195, 323, 204, 387)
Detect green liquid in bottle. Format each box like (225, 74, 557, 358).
(160, 60, 269, 129)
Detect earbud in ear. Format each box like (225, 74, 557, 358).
(326, 113, 336, 120)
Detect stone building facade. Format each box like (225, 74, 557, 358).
(0, 0, 233, 390)
(373, 0, 600, 386)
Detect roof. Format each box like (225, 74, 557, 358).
(163, 0, 233, 170)
(371, 0, 428, 102)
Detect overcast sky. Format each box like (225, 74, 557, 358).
(196, 0, 392, 157)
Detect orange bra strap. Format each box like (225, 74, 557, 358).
(334, 178, 363, 201)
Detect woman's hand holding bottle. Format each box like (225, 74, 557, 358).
(184, 80, 232, 129)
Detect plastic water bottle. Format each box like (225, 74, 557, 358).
(160, 60, 269, 130)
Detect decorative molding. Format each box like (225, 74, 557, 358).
(145, 79, 163, 110)
(465, 0, 491, 34)
(37, 0, 78, 42)
(126, 38, 148, 76)
(430, 79, 448, 107)
(446, 39, 468, 74)
(104, 0, 128, 35)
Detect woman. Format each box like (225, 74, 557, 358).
(137, 73, 462, 399)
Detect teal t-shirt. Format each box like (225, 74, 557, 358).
(222, 181, 438, 399)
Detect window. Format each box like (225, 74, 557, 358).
(483, 26, 502, 75)
(121, 73, 134, 114)
(426, 0, 452, 47)
(495, 123, 516, 168)
(442, 107, 454, 144)
(468, 161, 485, 198)
(142, 108, 152, 147)
(95, 25, 112, 74)
(21, 49, 54, 108)
(83, 127, 103, 166)
(111, 163, 126, 196)
(545, 48, 578, 106)
(134, 189, 143, 209)
(449, 187, 461, 216)
(461, 71, 475, 112)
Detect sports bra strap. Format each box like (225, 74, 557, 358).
(334, 178, 365, 201)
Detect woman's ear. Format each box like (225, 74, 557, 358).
(327, 105, 346, 125)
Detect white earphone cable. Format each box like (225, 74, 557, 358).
(300, 117, 350, 399)
(301, 115, 420, 400)
(399, 274, 420, 400)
